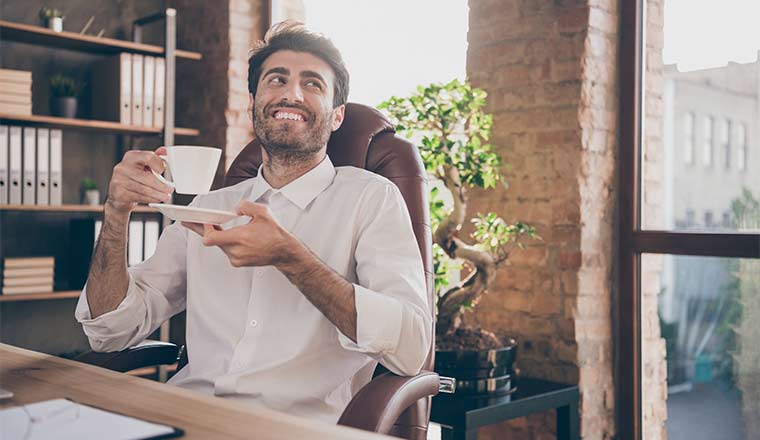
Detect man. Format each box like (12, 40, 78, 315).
(75, 21, 430, 423)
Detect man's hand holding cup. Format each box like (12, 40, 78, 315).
(106, 146, 174, 215)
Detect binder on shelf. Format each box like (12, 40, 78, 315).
(8, 126, 21, 204)
(94, 220, 103, 248)
(22, 127, 36, 205)
(143, 56, 155, 128)
(90, 53, 131, 125)
(154, 57, 165, 129)
(36, 128, 50, 205)
(131, 54, 144, 127)
(128, 220, 144, 267)
(144, 220, 160, 260)
(49, 129, 62, 205)
(0, 125, 7, 204)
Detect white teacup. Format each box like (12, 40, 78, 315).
(153, 145, 221, 195)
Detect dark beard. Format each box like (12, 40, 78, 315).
(253, 100, 333, 165)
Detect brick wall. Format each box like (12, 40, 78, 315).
(641, 0, 669, 438)
(465, 0, 619, 437)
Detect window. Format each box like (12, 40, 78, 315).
(686, 209, 695, 227)
(720, 118, 731, 169)
(683, 112, 695, 164)
(737, 122, 748, 171)
(703, 116, 713, 167)
(621, 2, 760, 439)
(704, 210, 713, 228)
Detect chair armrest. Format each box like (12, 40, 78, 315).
(75, 340, 180, 373)
(337, 370, 440, 435)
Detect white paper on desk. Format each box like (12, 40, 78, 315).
(0, 398, 176, 440)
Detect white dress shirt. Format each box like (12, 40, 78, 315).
(75, 156, 430, 423)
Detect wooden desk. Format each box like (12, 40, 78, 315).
(0, 343, 390, 439)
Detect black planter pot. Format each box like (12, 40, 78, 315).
(51, 97, 77, 118)
(435, 337, 518, 395)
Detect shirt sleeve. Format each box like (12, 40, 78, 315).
(337, 181, 431, 376)
(75, 221, 189, 352)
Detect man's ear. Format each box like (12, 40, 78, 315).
(248, 93, 255, 114)
(331, 104, 346, 132)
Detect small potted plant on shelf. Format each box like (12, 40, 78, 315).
(49, 74, 84, 118)
(379, 79, 537, 395)
(81, 178, 100, 205)
(39, 6, 65, 32)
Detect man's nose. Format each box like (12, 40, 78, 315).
(282, 81, 304, 102)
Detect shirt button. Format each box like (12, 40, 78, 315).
(250, 319, 258, 327)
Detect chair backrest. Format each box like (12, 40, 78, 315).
(225, 102, 434, 439)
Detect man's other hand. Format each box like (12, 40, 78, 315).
(181, 201, 300, 268)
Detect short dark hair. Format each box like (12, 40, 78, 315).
(248, 21, 349, 108)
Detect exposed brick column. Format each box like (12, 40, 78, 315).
(226, 0, 269, 170)
(465, 1, 619, 438)
(173, 0, 267, 174)
(641, 0, 668, 438)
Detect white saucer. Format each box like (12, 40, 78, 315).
(148, 203, 240, 225)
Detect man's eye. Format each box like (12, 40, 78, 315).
(270, 77, 284, 84)
(306, 80, 323, 90)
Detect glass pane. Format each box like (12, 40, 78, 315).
(642, 252, 760, 440)
(642, 0, 760, 231)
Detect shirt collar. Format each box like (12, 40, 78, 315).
(249, 155, 336, 210)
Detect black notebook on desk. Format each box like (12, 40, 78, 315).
(0, 398, 183, 440)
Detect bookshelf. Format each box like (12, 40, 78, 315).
(1, 9, 199, 370)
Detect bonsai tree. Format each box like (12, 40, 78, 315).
(379, 79, 536, 350)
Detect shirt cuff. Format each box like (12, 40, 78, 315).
(75, 276, 144, 337)
(338, 284, 404, 355)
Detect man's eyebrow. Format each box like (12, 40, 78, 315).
(262, 67, 289, 78)
(301, 70, 326, 84)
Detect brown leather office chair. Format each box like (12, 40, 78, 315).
(77, 103, 448, 439)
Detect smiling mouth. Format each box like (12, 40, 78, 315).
(272, 110, 307, 122)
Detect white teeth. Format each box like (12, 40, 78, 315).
(274, 112, 304, 121)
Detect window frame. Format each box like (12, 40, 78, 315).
(618, 2, 760, 440)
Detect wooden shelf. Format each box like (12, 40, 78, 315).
(0, 113, 199, 137)
(0, 290, 80, 302)
(0, 204, 158, 213)
(0, 20, 202, 60)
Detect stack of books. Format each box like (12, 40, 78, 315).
(2, 257, 54, 295)
(0, 69, 33, 116)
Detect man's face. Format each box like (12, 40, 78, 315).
(252, 50, 344, 160)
